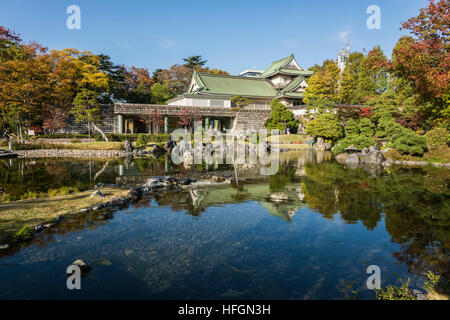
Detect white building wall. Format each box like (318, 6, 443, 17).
(168, 98, 231, 108)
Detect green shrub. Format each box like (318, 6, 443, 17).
(38, 133, 89, 139)
(344, 119, 360, 136)
(425, 128, 449, 146)
(14, 226, 34, 242)
(14, 143, 67, 150)
(359, 118, 375, 137)
(305, 113, 343, 142)
(333, 135, 374, 155)
(137, 134, 148, 146)
(374, 116, 427, 155)
(376, 278, 416, 300)
(391, 129, 427, 155)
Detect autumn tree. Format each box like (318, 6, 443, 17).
(177, 107, 201, 132)
(43, 105, 69, 134)
(70, 52, 110, 140)
(392, 0, 450, 128)
(0, 43, 52, 141)
(158, 64, 191, 96)
(125, 66, 154, 103)
(141, 108, 164, 134)
(304, 60, 340, 103)
(0, 26, 22, 62)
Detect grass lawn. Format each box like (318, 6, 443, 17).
(269, 134, 308, 143)
(383, 145, 450, 163)
(0, 187, 130, 243)
(277, 144, 311, 150)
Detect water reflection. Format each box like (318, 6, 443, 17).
(0, 151, 448, 299)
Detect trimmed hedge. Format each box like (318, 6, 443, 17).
(333, 135, 374, 155)
(38, 133, 89, 139)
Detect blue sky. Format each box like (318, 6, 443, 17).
(0, 0, 427, 74)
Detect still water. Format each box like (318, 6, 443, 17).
(0, 151, 448, 299)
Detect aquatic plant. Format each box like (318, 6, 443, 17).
(13, 226, 34, 242)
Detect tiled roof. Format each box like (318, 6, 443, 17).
(258, 55, 295, 78)
(192, 72, 278, 97)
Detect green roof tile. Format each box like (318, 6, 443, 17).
(194, 72, 278, 97)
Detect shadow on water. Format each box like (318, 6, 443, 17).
(0, 150, 448, 299)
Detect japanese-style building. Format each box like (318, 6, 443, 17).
(167, 54, 313, 109)
(109, 54, 315, 134)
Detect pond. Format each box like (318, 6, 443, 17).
(0, 151, 448, 299)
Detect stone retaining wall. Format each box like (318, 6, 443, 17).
(16, 149, 127, 158)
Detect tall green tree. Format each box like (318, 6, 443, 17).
(151, 83, 174, 104)
(183, 55, 207, 71)
(265, 99, 299, 132)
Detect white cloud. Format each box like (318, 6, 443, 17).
(339, 30, 351, 42)
(161, 38, 175, 50)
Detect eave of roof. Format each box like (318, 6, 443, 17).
(258, 54, 295, 78)
(281, 76, 306, 94)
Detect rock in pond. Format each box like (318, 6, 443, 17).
(346, 153, 360, 165)
(382, 157, 393, 167)
(123, 140, 133, 153)
(148, 144, 167, 157)
(72, 259, 91, 273)
(164, 140, 177, 151)
(91, 190, 105, 198)
(335, 153, 348, 164)
(129, 187, 143, 200)
(0, 244, 9, 250)
(178, 177, 196, 185)
(34, 225, 45, 233)
(361, 149, 385, 165)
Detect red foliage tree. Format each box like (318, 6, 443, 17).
(141, 108, 164, 134)
(42, 105, 69, 134)
(177, 107, 201, 132)
(360, 107, 374, 118)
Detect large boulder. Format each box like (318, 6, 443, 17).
(346, 153, 360, 165)
(129, 187, 143, 200)
(178, 177, 197, 185)
(361, 149, 385, 165)
(335, 153, 348, 164)
(91, 190, 105, 198)
(382, 157, 393, 167)
(149, 144, 167, 158)
(164, 140, 177, 151)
